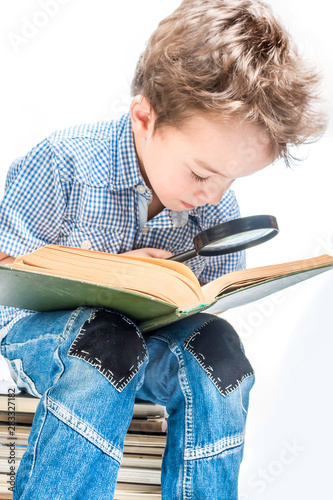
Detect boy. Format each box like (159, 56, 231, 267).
(0, 0, 326, 498)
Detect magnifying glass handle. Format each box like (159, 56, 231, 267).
(168, 249, 197, 262)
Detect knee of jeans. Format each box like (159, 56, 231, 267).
(0, 310, 79, 397)
(180, 317, 255, 450)
(39, 310, 149, 461)
(67, 308, 148, 393)
(184, 315, 255, 400)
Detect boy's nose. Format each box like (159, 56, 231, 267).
(195, 183, 227, 206)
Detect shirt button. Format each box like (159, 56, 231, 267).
(142, 227, 150, 235)
(81, 239, 92, 250)
(136, 184, 146, 194)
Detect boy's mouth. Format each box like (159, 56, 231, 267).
(181, 201, 196, 210)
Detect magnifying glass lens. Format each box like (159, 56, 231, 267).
(204, 228, 275, 251)
(169, 215, 279, 262)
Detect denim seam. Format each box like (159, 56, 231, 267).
(149, 333, 194, 500)
(30, 308, 94, 476)
(68, 309, 147, 392)
(29, 395, 48, 479)
(47, 395, 123, 464)
(1, 333, 65, 348)
(6, 358, 42, 398)
(184, 432, 245, 460)
(184, 327, 253, 397)
(50, 308, 89, 390)
(239, 381, 247, 414)
(60, 307, 87, 341)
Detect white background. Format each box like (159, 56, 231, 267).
(0, 1, 332, 498)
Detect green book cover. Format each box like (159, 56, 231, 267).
(0, 258, 333, 332)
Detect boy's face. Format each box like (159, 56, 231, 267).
(134, 111, 275, 212)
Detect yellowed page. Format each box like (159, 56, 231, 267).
(202, 254, 333, 303)
(20, 245, 199, 285)
(12, 245, 204, 310)
(14, 245, 204, 304)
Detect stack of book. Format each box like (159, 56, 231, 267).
(0, 383, 166, 499)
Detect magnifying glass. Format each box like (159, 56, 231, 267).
(169, 215, 279, 262)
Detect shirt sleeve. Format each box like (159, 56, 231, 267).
(0, 138, 70, 333)
(197, 189, 246, 285)
(0, 138, 67, 257)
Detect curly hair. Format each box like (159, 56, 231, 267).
(131, 0, 327, 164)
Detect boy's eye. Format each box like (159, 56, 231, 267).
(191, 172, 208, 183)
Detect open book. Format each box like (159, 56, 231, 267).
(0, 245, 332, 332)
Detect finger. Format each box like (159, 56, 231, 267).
(148, 249, 174, 259)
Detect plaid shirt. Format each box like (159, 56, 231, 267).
(0, 112, 245, 335)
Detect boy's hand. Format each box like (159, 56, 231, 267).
(122, 248, 174, 259)
(0, 252, 15, 265)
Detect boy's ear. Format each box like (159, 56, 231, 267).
(130, 96, 156, 138)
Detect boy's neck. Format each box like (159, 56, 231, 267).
(132, 132, 165, 220)
(148, 194, 165, 220)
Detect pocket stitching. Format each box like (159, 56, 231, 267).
(184, 318, 254, 397)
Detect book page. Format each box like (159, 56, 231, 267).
(14, 245, 201, 290)
(12, 245, 205, 311)
(201, 254, 333, 304)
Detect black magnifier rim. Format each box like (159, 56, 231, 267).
(195, 215, 279, 256)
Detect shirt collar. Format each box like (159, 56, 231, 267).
(109, 112, 145, 191)
(145, 208, 189, 228)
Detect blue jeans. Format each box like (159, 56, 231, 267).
(0, 307, 255, 499)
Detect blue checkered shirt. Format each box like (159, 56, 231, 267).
(0, 112, 245, 336)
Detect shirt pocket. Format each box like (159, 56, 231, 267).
(58, 219, 125, 254)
